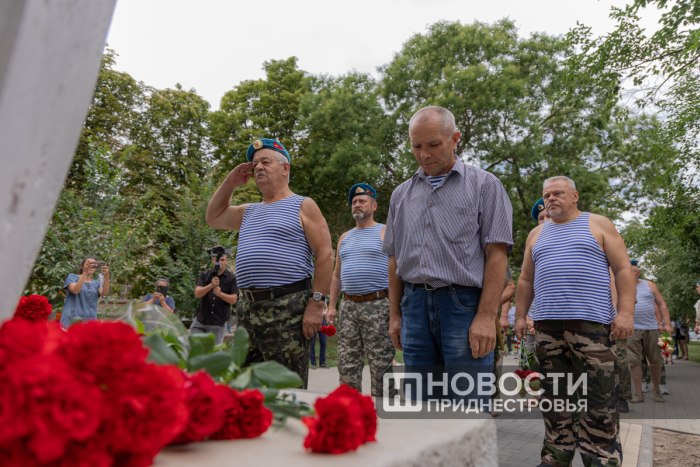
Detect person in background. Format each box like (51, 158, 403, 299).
(309, 319, 328, 369)
(142, 277, 175, 313)
(694, 279, 700, 334)
(61, 256, 110, 328)
(191, 251, 238, 345)
(328, 183, 394, 395)
(627, 259, 672, 404)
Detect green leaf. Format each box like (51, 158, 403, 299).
(230, 326, 250, 368)
(142, 333, 181, 366)
(188, 353, 233, 377)
(250, 361, 303, 389)
(188, 333, 216, 358)
(231, 368, 253, 389)
(134, 317, 145, 335)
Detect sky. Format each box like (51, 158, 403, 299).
(105, 0, 660, 109)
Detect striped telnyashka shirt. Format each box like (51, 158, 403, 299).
(383, 159, 513, 288)
(531, 212, 615, 324)
(634, 280, 658, 330)
(235, 194, 313, 288)
(339, 224, 389, 295)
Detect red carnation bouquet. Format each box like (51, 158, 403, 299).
(0, 314, 273, 465)
(302, 384, 377, 454)
(14, 294, 52, 322)
(320, 324, 337, 337)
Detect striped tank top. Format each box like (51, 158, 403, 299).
(339, 224, 389, 295)
(531, 212, 615, 324)
(235, 194, 313, 288)
(634, 280, 658, 330)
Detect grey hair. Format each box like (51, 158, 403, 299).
(155, 277, 169, 286)
(543, 176, 576, 190)
(273, 153, 290, 166)
(273, 152, 290, 182)
(408, 106, 458, 136)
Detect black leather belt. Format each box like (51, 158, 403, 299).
(406, 282, 480, 292)
(240, 277, 312, 303)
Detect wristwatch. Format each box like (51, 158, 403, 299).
(311, 291, 329, 305)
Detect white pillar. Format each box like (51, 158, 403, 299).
(0, 0, 117, 321)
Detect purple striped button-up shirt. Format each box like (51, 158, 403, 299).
(383, 159, 513, 288)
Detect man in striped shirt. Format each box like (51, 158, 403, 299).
(383, 106, 513, 404)
(515, 175, 635, 466)
(206, 138, 333, 388)
(327, 183, 395, 397)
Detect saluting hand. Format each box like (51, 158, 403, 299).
(226, 162, 255, 188)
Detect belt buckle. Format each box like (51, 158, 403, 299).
(423, 283, 437, 291)
(242, 289, 255, 302)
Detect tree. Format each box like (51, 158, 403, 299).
(209, 57, 311, 177)
(624, 182, 700, 319)
(295, 73, 399, 237)
(379, 20, 678, 266)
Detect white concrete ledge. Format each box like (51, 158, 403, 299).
(156, 391, 497, 467)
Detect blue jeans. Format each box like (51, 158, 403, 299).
(310, 318, 327, 365)
(400, 283, 493, 403)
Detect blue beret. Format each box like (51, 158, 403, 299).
(531, 198, 545, 222)
(348, 183, 377, 205)
(246, 138, 290, 162)
(630, 259, 639, 266)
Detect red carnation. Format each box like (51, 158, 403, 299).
(0, 319, 64, 367)
(101, 363, 188, 458)
(320, 325, 337, 337)
(210, 387, 243, 440)
(303, 388, 366, 454)
(59, 321, 149, 386)
(325, 385, 376, 442)
(7, 355, 103, 464)
(172, 371, 230, 444)
(514, 369, 539, 380)
(210, 387, 272, 440)
(14, 294, 52, 322)
(237, 389, 273, 438)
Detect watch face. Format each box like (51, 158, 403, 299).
(312, 292, 323, 301)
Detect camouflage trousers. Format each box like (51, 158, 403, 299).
(338, 297, 395, 397)
(238, 289, 310, 389)
(535, 320, 621, 467)
(614, 339, 632, 401)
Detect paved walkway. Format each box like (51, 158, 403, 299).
(307, 356, 700, 466)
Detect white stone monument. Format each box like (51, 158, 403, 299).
(0, 0, 116, 320)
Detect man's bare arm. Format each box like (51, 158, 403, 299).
(205, 162, 254, 231)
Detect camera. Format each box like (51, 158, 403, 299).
(156, 285, 168, 296)
(209, 246, 226, 257)
(208, 245, 227, 272)
(93, 261, 106, 270)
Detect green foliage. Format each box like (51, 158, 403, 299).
(142, 326, 312, 423)
(623, 180, 700, 319)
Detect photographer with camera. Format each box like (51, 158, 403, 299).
(60, 256, 110, 328)
(191, 247, 238, 344)
(142, 277, 176, 313)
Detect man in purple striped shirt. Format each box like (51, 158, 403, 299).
(383, 106, 513, 404)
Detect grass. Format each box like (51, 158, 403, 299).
(687, 341, 700, 364)
(309, 335, 403, 367)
